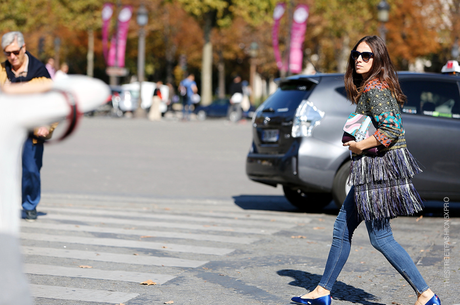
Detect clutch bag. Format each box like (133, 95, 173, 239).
(342, 113, 378, 155)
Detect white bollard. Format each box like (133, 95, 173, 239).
(0, 76, 110, 304)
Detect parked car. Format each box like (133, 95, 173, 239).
(194, 98, 256, 121)
(101, 82, 169, 117)
(246, 72, 460, 212)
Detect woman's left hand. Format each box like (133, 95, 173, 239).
(343, 141, 362, 154)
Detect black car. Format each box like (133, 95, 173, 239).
(246, 72, 460, 211)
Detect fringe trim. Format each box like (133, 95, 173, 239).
(355, 178, 424, 221)
(348, 148, 422, 186)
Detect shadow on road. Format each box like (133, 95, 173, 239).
(417, 200, 460, 217)
(278, 269, 385, 305)
(232, 195, 304, 212)
(21, 210, 47, 220)
(232, 195, 341, 215)
(233, 195, 460, 218)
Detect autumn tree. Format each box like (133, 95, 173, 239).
(52, 0, 105, 77)
(174, 0, 276, 105)
(1, 0, 456, 89)
(385, 0, 442, 70)
(0, 0, 60, 59)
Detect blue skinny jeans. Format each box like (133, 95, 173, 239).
(182, 97, 192, 120)
(22, 137, 44, 211)
(319, 187, 429, 294)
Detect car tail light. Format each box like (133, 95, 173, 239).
(251, 105, 263, 126)
(291, 100, 325, 138)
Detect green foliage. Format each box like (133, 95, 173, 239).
(0, 0, 104, 33)
(230, 0, 277, 26)
(54, 0, 105, 30)
(0, 0, 52, 32)
(176, 0, 277, 28)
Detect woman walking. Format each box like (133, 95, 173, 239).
(291, 36, 440, 305)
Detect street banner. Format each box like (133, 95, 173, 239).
(101, 3, 113, 64)
(289, 4, 309, 73)
(107, 5, 133, 67)
(272, 3, 286, 71)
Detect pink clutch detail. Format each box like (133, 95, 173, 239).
(342, 113, 378, 155)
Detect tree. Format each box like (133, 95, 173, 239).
(386, 0, 442, 69)
(175, 0, 276, 105)
(53, 0, 105, 77)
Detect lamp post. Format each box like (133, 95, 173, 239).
(134, 4, 148, 118)
(377, 0, 390, 43)
(54, 37, 61, 72)
(249, 42, 258, 104)
(452, 38, 459, 60)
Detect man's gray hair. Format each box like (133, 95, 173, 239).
(1, 31, 25, 50)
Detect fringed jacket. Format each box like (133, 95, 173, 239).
(350, 78, 424, 221)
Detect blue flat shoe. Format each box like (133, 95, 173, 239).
(291, 294, 332, 305)
(424, 294, 441, 305)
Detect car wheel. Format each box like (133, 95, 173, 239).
(197, 110, 207, 121)
(332, 160, 352, 209)
(282, 186, 332, 212)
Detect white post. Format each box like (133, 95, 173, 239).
(0, 76, 109, 303)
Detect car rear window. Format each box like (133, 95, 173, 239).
(261, 80, 317, 111)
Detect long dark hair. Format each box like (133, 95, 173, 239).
(344, 36, 406, 106)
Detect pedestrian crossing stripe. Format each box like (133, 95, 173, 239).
(24, 264, 174, 284)
(42, 206, 297, 230)
(23, 246, 208, 268)
(30, 284, 139, 303)
(21, 221, 259, 244)
(21, 201, 310, 304)
(37, 213, 279, 234)
(21, 232, 234, 255)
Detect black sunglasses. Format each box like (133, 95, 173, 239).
(351, 50, 374, 63)
(4, 46, 23, 57)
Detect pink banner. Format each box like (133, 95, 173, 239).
(101, 3, 113, 64)
(289, 5, 309, 73)
(107, 35, 116, 67)
(272, 3, 286, 71)
(107, 5, 132, 67)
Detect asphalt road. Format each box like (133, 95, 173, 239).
(19, 117, 459, 305)
(42, 117, 285, 201)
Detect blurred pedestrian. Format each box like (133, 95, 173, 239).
(166, 82, 176, 113)
(54, 62, 69, 81)
(148, 80, 163, 121)
(241, 80, 251, 113)
(45, 57, 55, 79)
(0, 31, 54, 222)
(179, 73, 197, 121)
(291, 36, 440, 305)
(228, 75, 243, 122)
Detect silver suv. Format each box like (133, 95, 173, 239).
(246, 73, 460, 212)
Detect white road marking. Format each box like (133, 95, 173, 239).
(30, 284, 139, 303)
(42, 206, 298, 229)
(23, 246, 208, 268)
(38, 213, 278, 234)
(24, 263, 174, 284)
(21, 222, 258, 244)
(21, 232, 233, 255)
